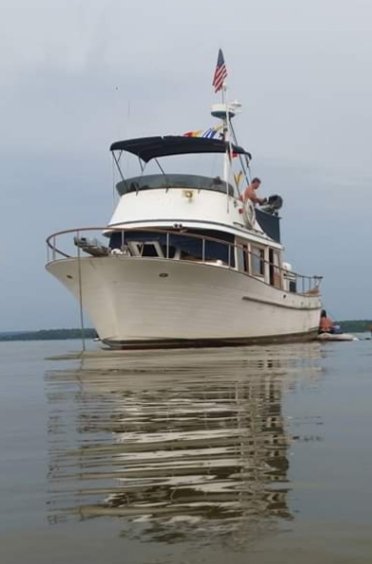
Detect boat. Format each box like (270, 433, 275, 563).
(317, 315, 358, 341)
(317, 332, 358, 342)
(317, 323, 358, 342)
(46, 54, 323, 349)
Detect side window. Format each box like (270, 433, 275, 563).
(251, 246, 265, 277)
(243, 245, 250, 273)
(236, 242, 250, 273)
(269, 248, 282, 288)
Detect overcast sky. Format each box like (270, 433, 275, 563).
(1, 0, 372, 330)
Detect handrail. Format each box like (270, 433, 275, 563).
(46, 226, 323, 294)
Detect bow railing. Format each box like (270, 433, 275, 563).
(46, 227, 322, 295)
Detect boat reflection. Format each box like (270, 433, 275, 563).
(46, 344, 321, 541)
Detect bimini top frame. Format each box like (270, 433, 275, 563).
(110, 135, 251, 163)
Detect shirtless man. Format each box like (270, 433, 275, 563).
(242, 177, 267, 205)
(319, 310, 334, 333)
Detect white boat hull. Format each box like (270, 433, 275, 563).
(46, 256, 321, 348)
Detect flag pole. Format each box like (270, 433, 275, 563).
(216, 51, 251, 199)
(222, 82, 231, 211)
(211, 49, 232, 210)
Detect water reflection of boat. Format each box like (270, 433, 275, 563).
(46, 345, 321, 541)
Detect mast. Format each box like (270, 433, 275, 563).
(211, 94, 243, 207)
(211, 100, 235, 174)
(212, 48, 231, 199)
(211, 49, 249, 203)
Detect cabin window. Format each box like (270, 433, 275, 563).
(109, 229, 235, 265)
(243, 246, 250, 273)
(235, 242, 249, 273)
(268, 249, 282, 288)
(127, 241, 164, 258)
(251, 246, 265, 277)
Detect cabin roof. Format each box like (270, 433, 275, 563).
(110, 135, 251, 163)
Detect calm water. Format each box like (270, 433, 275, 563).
(1, 338, 372, 563)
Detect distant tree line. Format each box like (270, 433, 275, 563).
(337, 320, 372, 332)
(0, 328, 97, 341)
(0, 321, 371, 342)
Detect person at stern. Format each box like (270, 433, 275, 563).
(242, 177, 267, 206)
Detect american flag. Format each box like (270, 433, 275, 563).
(212, 49, 227, 93)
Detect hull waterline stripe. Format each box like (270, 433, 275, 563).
(102, 329, 320, 350)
